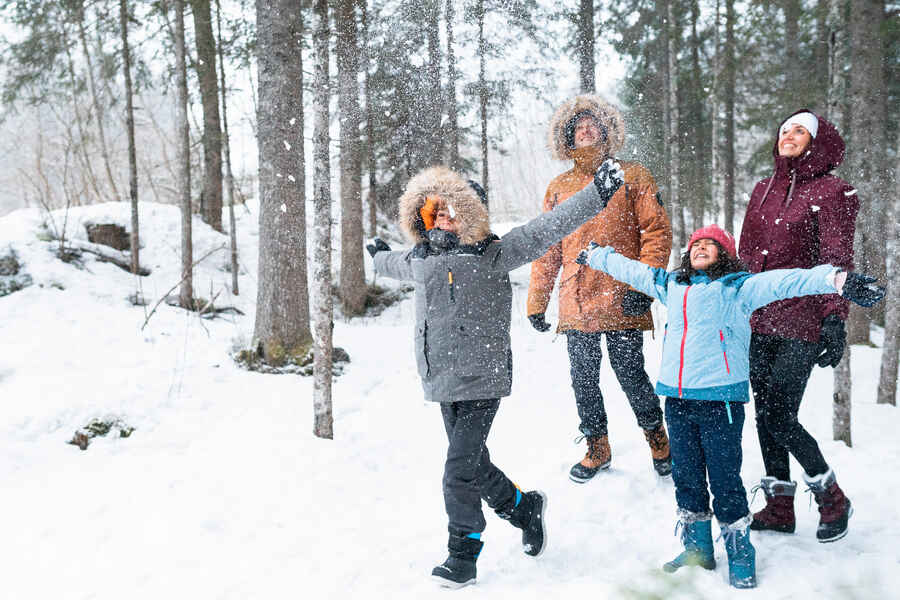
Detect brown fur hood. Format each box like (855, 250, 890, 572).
(548, 95, 625, 161)
(398, 166, 491, 246)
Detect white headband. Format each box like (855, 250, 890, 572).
(780, 112, 819, 138)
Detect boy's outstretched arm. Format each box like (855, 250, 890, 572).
(491, 159, 624, 272)
(577, 243, 670, 304)
(369, 238, 415, 281)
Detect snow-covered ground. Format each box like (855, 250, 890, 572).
(1, 201, 897, 600)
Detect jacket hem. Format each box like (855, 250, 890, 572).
(655, 381, 749, 402)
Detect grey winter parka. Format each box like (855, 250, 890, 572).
(374, 166, 611, 403)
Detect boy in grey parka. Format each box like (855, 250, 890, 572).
(368, 162, 624, 588)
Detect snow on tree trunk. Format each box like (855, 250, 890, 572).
(191, 0, 224, 232)
(337, 0, 366, 317)
(312, 0, 334, 440)
(833, 347, 852, 447)
(174, 0, 193, 310)
(120, 0, 139, 275)
(577, 0, 595, 93)
(253, 0, 311, 359)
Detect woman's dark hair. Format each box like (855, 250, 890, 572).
(675, 241, 748, 284)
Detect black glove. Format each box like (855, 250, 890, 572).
(593, 158, 625, 208)
(366, 238, 391, 258)
(816, 314, 846, 368)
(841, 272, 886, 307)
(622, 290, 653, 316)
(575, 241, 600, 265)
(528, 313, 552, 332)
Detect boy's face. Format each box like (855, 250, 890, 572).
(690, 238, 719, 271)
(434, 207, 459, 233)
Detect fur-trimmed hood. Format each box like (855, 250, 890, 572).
(547, 95, 625, 161)
(397, 166, 491, 246)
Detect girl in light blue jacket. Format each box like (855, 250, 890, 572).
(576, 224, 883, 589)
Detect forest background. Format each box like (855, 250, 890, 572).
(0, 0, 898, 436)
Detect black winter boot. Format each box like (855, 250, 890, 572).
(497, 490, 548, 557)
(431, 534, 483, 588)
(804, 468, 853, 543)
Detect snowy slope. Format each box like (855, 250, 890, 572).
(0, 203, 897, 600)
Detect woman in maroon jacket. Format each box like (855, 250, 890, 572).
(739, 110, 858, 543)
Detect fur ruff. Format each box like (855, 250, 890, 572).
(547, 95, 626, 161)
(397, 166, 491, 246)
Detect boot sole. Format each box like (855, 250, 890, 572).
(818, 505, 853, 543)
(526, 490, 548, 558)
(431, 574, 476, 589)
(749, 521, 795, 534)
(568, 462, 611, 484)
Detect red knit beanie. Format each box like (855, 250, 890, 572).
(688, 224, 737, 258)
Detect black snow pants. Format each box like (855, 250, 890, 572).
(440, 398, 518, 535)
(749, 333, 830, 481)
(566, 329, 663, 438)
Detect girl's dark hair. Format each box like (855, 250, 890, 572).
(675, 241, 748, 284)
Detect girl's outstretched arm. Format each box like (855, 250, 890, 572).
(578, 244, 670, 304)
(735, 264, 842, 313)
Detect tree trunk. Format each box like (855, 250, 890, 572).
(847, 0, 888, 342)
(253, 0, 312, 359)
(77, 12, 120, 202)
(878, 198, 899, 405)
(425, 0, 443, 166)
(577, 0, 595, 93)
(191, 0, 224, 232)
(359, 0, 378, 238)
(833, 347, 852, 446)
(783, 0, 803, 106)
(216, 0, 239, 294)
(688, 0, 705, 231)
(174, 0, 193, 309)
(710, 0, 721, 220)
(723, 0, 736, 235)
(826, 0, 848, 129)
(445, 0, 461, 171)
(477, 0, 489, 203)
(120, 0, 139, 275)
(665, 0, 684, 261)
(336, 0, 366, 317)
(312, 0, 334, 440)
(814, 0, 830, 113)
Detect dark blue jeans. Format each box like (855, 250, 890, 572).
(566, 329, 663, 438)
(440, 399, 518, 535)
(665, 397, 749, 524)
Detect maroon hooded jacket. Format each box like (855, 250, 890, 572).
(738, 110, 859, 342)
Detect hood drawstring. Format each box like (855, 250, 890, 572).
(758, 173, 776, 209)
(783, 170, 798, 211)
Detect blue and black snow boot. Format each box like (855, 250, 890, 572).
(663, 511, 716, 573)
(431, 533, 483, 589)
(719, 515, 757, 589)
(497, 489, 548, 557)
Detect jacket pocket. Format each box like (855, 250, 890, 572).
(719, 329, 731, 375)
(415, 323, 429, 377)
(454, 320, 507, 377)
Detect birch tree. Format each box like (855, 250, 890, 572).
(360, 0, 378, 237)
(120, 0, 139, 274)
(215, 0, 239, 294)
(174, 0, 193, 309)
(312, 0, 334, 439)
(253, 0, 311, 361)
(877, 143, 899, 406)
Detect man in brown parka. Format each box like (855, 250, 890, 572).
(526, 95, 673, 482)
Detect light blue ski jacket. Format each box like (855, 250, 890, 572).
(584, 246, 839, 413)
